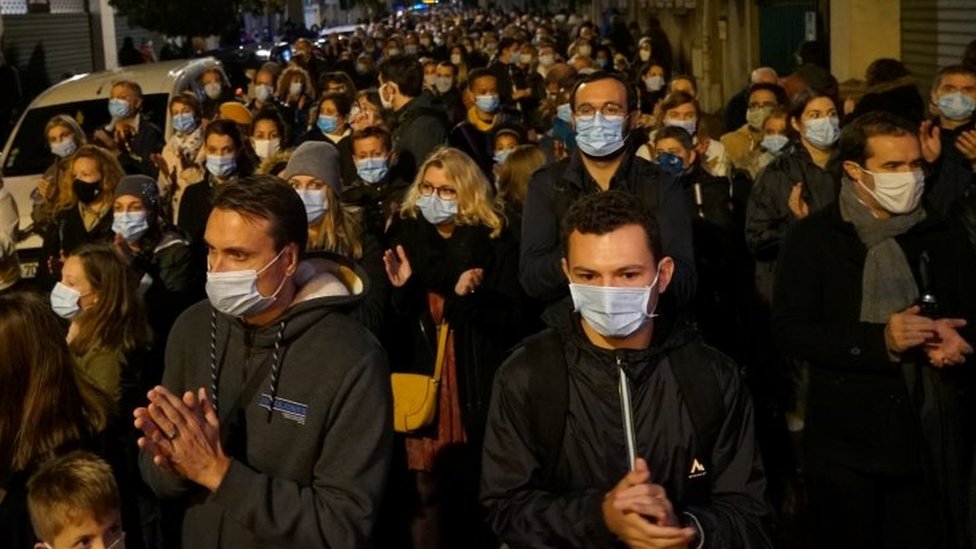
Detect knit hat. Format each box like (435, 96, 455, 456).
(115, 174, 160, 212)
(219, 101, 253, 127)
(282, 141, 342, 196)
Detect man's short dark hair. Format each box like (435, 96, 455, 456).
(351, 125, 392, 151)
(747, 82, 789, 107)
(931, 64, 976, 95)
(377, 54, 423, 98)
(838, 111, 918, 167)
(498, 36, 519, 55)
(320, 91, 354, 117)
(562, 191, 663, 260)
(653, 125, 694, 151)
(569, 71, 638, 113)
(466, 68, 498, 91)
(213, 175, 308, 256)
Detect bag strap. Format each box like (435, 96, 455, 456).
(521, 329, 570, 485)
(431, 321, 450, 382)
(218, 351, 277, 442)
(669, 342, 725, 471)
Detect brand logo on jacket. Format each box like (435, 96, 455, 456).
(259, 394, 308, 425)
(688, 458, 707, 479)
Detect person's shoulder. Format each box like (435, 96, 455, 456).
(496, 328, 565, 391)
(170, 298, 214, 335)
(671, 337, 742, 400)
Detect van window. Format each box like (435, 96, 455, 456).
(2, 93, 168, 177)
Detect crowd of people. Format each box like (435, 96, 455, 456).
(2, 6, 976, 549)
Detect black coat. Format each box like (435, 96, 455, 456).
(924, 118, 976, 216)
(519, 139, 696, 305)
(117, 116, 166, 179)
(37, 204, 114, 289)
(481, 311, 773, 548)
(391, 95, 450, 183)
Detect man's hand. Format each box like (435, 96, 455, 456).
(955, 129, 976, 164)
(383, 245, 412, 287)
(885, 305, 937, 355)
(455, 268, 484, 296)
(602, 459, 696, 549)
(788, 182, 809, 220)
(134, 386, 229, 492)
(925, 318, 973, 367)
(919, 120, 942, 164)
(93, 128, 118, 150)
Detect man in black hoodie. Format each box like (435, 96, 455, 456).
(482, 191, 772, 549)
(134, 176, 392, 549)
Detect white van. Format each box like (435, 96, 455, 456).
(0, 57, 229, 278)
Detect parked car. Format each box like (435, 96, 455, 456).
(0, 57, 228, 278)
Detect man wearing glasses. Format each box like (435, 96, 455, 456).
(519, 71, 695, 313)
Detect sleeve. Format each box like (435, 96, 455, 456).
(655, 172, 697, 305)
(480, 357, 619, 549)
(771, 221, 895, 371)
(208, 348, 393, 548)
(152, 241, 195, 294)
(681, 360, 775, 549)
(745, 166, 794, 262)
(518, 170, 567, 301)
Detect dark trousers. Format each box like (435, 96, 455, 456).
(808, 459, 939, 549)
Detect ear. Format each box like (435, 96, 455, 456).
(686, 148, 698, 166)
(561, 257, 571, 282)
(285, 243, 300, 277)
(656, 256, 675, 295)
(842, 160, 864, 184)
(790, 116, 802, 135)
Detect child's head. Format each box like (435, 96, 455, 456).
(27, 451, 123, 549)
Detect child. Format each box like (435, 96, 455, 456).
(27, 451, 124, 549)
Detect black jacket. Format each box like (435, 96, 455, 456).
(745, 143, 839, 301)
(117, 116, 166, 179)
(340, 175, 410, 248)
(519, 140, 696, 304)
(773, 202, 976, 546)
(37, 204, 114, 289)
(924, 118, 976, 216)
(481, 311, 773, 548)
(391, 94, 450, 183)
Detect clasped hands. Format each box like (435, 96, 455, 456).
(603, 458, 696, 549)
(133, 386, 230, 492)
(886, 305, 974, 367)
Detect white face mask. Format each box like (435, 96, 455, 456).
(569, 266, 662, 338)
(856, 168, 925, 215)
(380, 82, 395, 110)
(252, 138, 281, 160)
(50, 282, 89, 320)
(206, 248, 289, 318)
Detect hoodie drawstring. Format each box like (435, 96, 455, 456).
(265, 321, 286, 421)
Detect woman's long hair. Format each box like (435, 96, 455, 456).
(497, 144, 546, 210)
(56, 145, 124, 213)
(0, 292, 113, 472)
(309, 186, 365, 260)
(400, 147, 504, 238)
(68, 244, 152, 356)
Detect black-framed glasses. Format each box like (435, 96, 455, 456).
(574, 102, 626, 118)
(418, 182, 458, 200)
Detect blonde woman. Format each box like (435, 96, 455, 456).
(383, 147, 529, 548)
(38, 145, 124, 289)
(282, 141, 388, 336)
(495, 144, 547, 243)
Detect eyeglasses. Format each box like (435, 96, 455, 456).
(418, 182, 458, 200)
(573, 102, 626, 118)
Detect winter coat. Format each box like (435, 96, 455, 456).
(391, 94, 450, 183)
(924, 118, 976, 216)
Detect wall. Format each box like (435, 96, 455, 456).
(830, 0, 901, 83)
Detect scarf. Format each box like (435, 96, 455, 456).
(173, 128, 204, 165)
(467, 106, 498, 133)
(838, 178, 926, 323)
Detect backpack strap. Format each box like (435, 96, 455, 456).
(547, 159, 574, 224)
(520, 328, 570, 485)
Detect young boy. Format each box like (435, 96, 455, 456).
(27, 451, 124, 549)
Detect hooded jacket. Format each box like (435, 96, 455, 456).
(480, 309, 773, 549)
(140, 254, 392, 549)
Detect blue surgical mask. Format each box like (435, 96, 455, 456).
(317, 115, 339, 134)
(113, 210, 150, 242)
(655, 152, 684, 176)
(475, 94, 501, 114)
(761, 134, 790, 154)
(356, 157, 389, 184)
(804, 116, 840, 150)
(51, 138, 77, 158)
(50, 282, 86, 320)
(416, 193, 458, 225)
(206, 154, 237, 178)
(663, 118, 697, 136)
(557, 103, 573, 123)
(108, 98, 131, 119)
(569, 267, 662, 338)
(493, 148, 513, 165)
(171, 112, 197, 134)
(937, 92, 975, 121)
(574, 112, 627, 157)
(295, 188, 328, 222)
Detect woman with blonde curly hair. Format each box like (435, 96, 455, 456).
(37, 144, 124, 288)
(383, 147, 530, 548)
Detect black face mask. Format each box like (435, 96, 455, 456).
(73, 179, 102, 204)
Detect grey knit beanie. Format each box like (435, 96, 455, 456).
(114, 174, 160, 212)
(282, 141, 342, 196)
